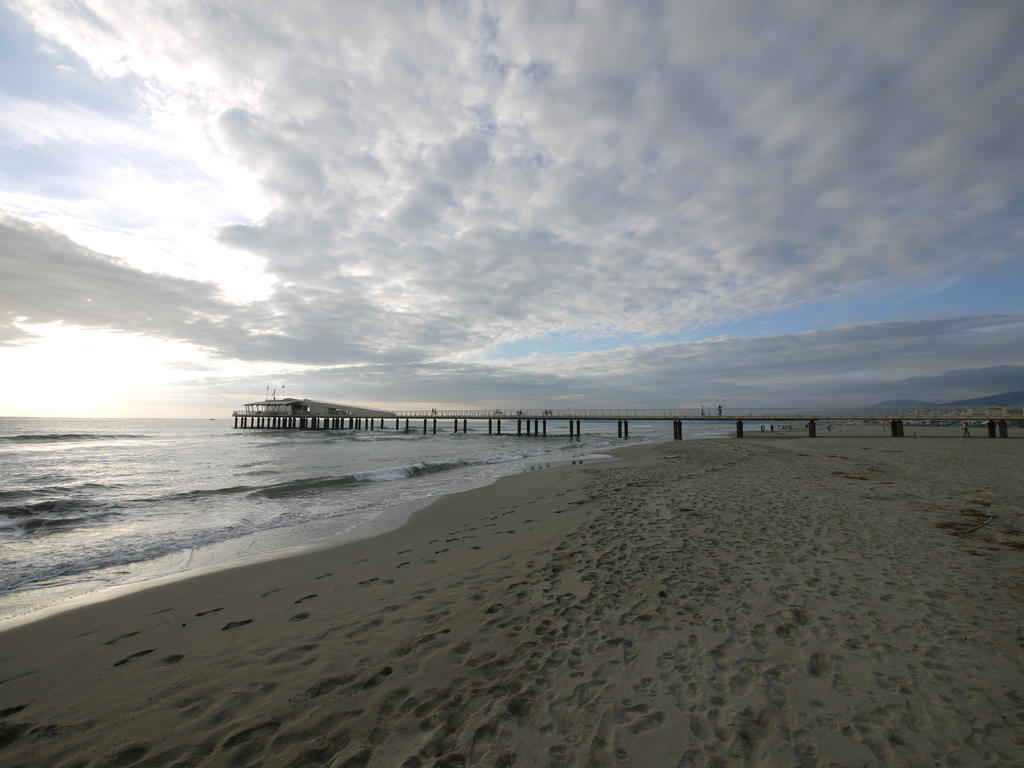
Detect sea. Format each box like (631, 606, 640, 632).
(0, 416, 733, 627)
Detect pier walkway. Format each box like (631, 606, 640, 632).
(232, 398, 1020, 439)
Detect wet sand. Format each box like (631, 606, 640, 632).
(1, 436, 1022, 767)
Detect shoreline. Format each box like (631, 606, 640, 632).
(0, 448, 621, 632)
(1, 436, 1022, 765)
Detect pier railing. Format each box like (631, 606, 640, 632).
(389, 406, 1022, 421)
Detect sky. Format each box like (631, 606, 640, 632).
(1, 0, 1022, 417)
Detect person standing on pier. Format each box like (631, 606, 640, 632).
(717, 404, 723, 416)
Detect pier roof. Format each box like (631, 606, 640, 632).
(239, 398, 396, 418)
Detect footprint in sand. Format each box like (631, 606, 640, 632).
(195, 607, 223, 617)
(112, 649, 155, 667)
(103, 631, 141, 647)
(160, 654, 185, 665)
(109, 743, 150, 766)
(290, 613, 310, 622)
(261, 588, 283, 597)
(222, 619, 253, 631)
(361, 666, 394, 689)
(294, 594, 318, 604)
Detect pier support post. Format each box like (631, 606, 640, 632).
(624, 420, 629, 439)
(998, 420, 1009, 438)
(890, 420, 899, 437)
(454, 419, 458, 433)
(488, 418, 492, 434)
(497, 419, 501, 435)
(569, 420, 574, 438)
(808, 420, 817, 438)
(404, 418, 409, 433)
(987, 420, 997, 438)
(897, 420, 905, 437)
(517, 419, 522, 436)
(576, 419, 582, 438)
(422, 418, 427, 434)
(432, 418, 437, 434)
(617, 420, 622, 438)
(463, 419, 467, 433)
(542, 419, 547, 437)
(736, 420, 743, 438)
(234, 416, 238, 429)
(526, 419, 531, 436)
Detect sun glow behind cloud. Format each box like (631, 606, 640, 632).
(0, 323, 307, 417)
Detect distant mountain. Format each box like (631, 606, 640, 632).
(872, 390, 1024, 407)
(938, 390, 1024, 406)
(872, 399, 934, 407)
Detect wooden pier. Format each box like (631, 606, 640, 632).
(232, 398, 1019, 439)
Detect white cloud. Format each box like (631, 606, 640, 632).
(2, 1, 1022, 413)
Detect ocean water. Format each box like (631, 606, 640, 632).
(0, 416, 733, 625)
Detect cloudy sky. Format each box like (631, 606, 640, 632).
(1, 0, 1022, 417)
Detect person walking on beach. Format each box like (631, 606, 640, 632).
(962, 422, 970, 437)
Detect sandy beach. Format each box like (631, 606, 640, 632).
(1, 435, 1022, 767)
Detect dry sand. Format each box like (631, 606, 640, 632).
(1, 436, 1022, 767)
